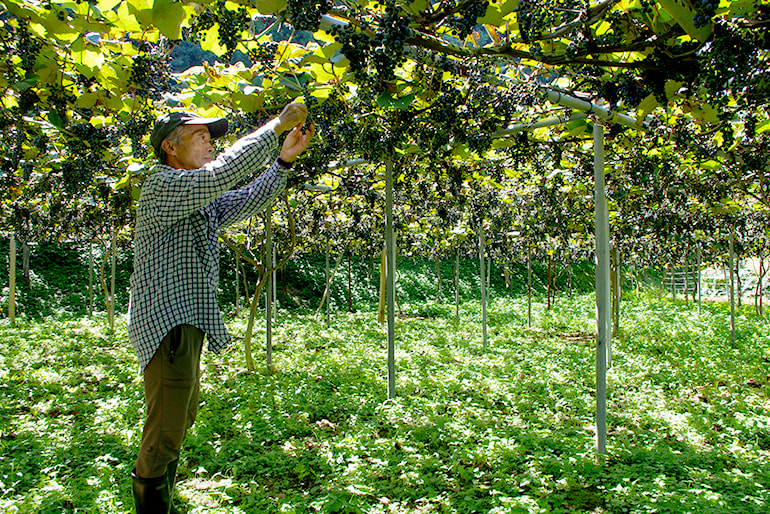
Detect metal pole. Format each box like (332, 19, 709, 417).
(729, 227, 736, 344)
(9, 234, 15, 325)
(672, 258, 677, 302)
(386, 155, 396, 399)
(593, 122, 610, 454)
(273, 244, 278, 314)
(491, 112, 588, 139)
(479, 222, 488, 350)
(325, 239, 331, 327)
(697, 244, 702, 315)
(542, 89, 644, 131)
(110, 227, 116, 331)
(455, 250, 460, 324)
(266, 206, 273, 371)
(235, 253, 241, 312)
(88, 241, 94, 317)
(527, 245, 532, 328)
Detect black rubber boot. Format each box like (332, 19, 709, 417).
(132, 468, 170, 514)
(167, 459, 182, 514)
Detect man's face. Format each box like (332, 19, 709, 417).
(165, 125, 215, 170)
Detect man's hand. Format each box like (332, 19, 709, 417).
(279, 123, 315, 163)
(272, 102, 308, 136)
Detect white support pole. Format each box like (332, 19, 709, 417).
(386, 155, 396, 399)
(697, 244, 702, 314)
(88, 242, 94, 317)
(265, 205, 274, 371)
(479, 222, 488, 350)
(491, 112, 588, 139)
(487, 256, 492, 295)
(9, 234, 16, 324)
(273, 244, 278, 313)
(455, 250, 460, 324)
(327, 158, 367, 171)
(542, 89, 644, 131)
(593, 122, 610, 455)
(21, 241, 29, 285)
(325, 239, 331, 327)
(110, 227, 116, 331)
(235, 253, 241, 312)
(527, 245, 533, 328)
(729, 227, 736, 344)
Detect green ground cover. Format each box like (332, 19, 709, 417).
(1, 293, 769, 513)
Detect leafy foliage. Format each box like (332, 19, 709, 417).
(1, 1, 768, 280)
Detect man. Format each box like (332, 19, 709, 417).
(128, 103, 313, 513)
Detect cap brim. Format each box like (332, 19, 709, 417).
(183, 117, 228, 140)
(152, 113, 229, 157)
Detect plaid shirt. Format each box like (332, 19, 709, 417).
(128, 126, 288, 370)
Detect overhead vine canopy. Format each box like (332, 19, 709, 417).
(0, 0, 768, 241)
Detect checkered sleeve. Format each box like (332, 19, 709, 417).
(212, 161, 290, 228)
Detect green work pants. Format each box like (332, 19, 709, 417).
(134, 324, 204, 479)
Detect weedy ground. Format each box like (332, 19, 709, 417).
(1, 293, 769, 513)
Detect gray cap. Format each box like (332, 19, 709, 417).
(150, 111, 228, 157)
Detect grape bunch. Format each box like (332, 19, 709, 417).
(66, 123, 111, 155)
(641, 45, 703, 105)
(121, 113, 154, 159)
(46, 85, 76, 125)
(699, 22, 755, 106)
(464, 130, 493, 155)
(0, 15, 43, 75)
(300, 85, 320, 133)
(21, 161, 33, 181)
(600, 72, 650, 109)
(692, 0, 719, 28)
(215, 3, 250, 60)
(330, 1, 411, 85)
(516, 0, 582, 41)
(186, 3, 249, 61)
(128, 52, 171, 100)
(671, 118, 696, 150)
(354, 118, 399, 161)
(31, 134, 49, 155)
(506, 132, 534, 169)
(448, 1, 489, 40)
(330, 25, 372, 78)
(325, 102, 359, 154)
(248, 42, 279, 73)
(17, 89, 40, 115)
(744, 114, 756, 139)
(13, 19, 43, 72)
(637, 0, 655, 16)
(288, 92, 361, 187)
(59, 160, 94, 195)
(419, 84, 466, 152)
(186, 9, 217, 42)
(6, 122, 27, 172)
(59, 123, 119, 193)
(371, 1, 411, 82)
(286, 0, 331, 32)
(447, 163, 466, 200)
